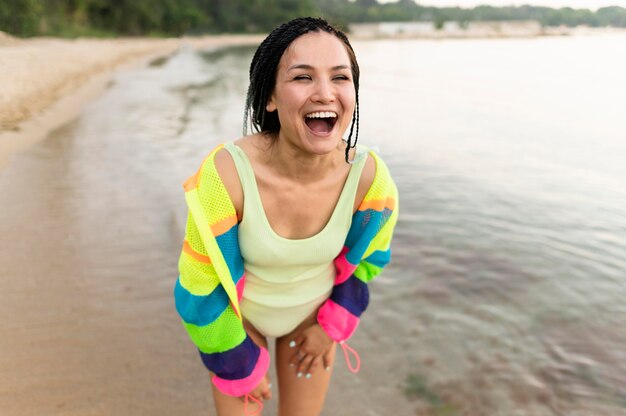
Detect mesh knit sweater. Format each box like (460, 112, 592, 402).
(174, 143, 399, 397)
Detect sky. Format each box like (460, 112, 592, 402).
(379, 0, 626, 10)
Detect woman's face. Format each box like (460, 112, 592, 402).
(266, 31, 356, 156)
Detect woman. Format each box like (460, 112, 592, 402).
(175, 17, 398, 416)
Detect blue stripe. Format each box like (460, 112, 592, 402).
(364, 248, 391, 268)
(345, 210, 369, 249)
(174, 277, 229, 326)
(199, 335, 260, 380)
(215, 225, 245, 284)
(345, 208, 393, 265)
(330, 275, 370, 317)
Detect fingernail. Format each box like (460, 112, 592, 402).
(325, 366, 331, 371)
(268, 383, 272, 389)
(289, 363, 295, 367)
(297, 372, 303, 378)
(289, 340, 296, 348)
(305, 373, 311, 379)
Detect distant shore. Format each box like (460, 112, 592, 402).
(348, 21, 626, 40)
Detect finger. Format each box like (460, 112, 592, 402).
(323, 348, 334, 372)
(248, 379, 270, 402)
(288, 349, 302, 368)
(263, 375, 272, 400)
(262, 386, 272, 401)
(288, 334, 304, 350)
(306, 355, 322, 376)
(297, 354, 314, 378)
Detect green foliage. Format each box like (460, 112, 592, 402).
(1, 0, 625, 38)
(318, 0, 626, 29)
(597, 6, 626, 26)
(434, 15, 446, 30)
(0, 0, 43, 36)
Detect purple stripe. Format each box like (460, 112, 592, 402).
(199, 335, 260, 380)
(330, 275, 370, 317)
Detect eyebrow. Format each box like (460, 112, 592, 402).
(287, 64, 350, 72)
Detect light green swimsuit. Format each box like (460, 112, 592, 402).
(223, 142, 368, 337)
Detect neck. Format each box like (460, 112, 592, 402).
(263, 133, 346, 182)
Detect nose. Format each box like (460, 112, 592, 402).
(311, 78, 335, 104)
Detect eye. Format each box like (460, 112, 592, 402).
(333, 75, 351, 81)
(294, 75, 312, 81)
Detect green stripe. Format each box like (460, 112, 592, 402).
(183, 307, 246, 353)
(354, 261, 383, 283)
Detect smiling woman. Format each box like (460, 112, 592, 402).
(174, 17, 399, 416)
(264, 31, 356, 157)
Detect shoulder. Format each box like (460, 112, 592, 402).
(183, 143, 243, 221)
(354, 153, 376, 213)
(213, 145, 244, 221)
(353, 149, 398, 212)
(213, 144, 237, 178)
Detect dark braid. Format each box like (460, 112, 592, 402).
(243, 17, 360, 164)
(345, 91, 360, 164)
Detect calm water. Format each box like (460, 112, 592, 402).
(1, 34, 626, 415)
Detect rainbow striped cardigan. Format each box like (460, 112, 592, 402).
(174, 144, 398, 397)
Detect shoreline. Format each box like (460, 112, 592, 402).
(1, 28, 624, 170)
(0, 34, 265, 170)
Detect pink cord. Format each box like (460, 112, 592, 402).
(340, 342, 361, 373)
(244, 394, 263, 415)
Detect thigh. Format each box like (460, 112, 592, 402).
(276, 318, 337, 416)
(211, 321, 269, 416)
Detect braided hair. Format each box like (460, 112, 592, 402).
(243, 17, 360, 164)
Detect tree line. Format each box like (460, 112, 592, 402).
(2, 0, 625, 38)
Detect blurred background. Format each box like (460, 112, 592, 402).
(1, 1, 626, 415)
(2, 0, 626, 37)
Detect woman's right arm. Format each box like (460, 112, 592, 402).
(174, 145, 269, 398)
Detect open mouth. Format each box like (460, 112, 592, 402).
(304, 111, 338, 135)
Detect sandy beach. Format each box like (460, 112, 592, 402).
(0, 33, 265, 131)
(0, 33, 265, 169)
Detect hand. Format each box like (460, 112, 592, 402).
(288, 323, 334, 378)
(241, 373, 271, 403)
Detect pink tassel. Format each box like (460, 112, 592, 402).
(244, 394, 263, 415)
(340, 341, 361, 373)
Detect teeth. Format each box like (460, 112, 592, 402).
(305, 111, 337, 119)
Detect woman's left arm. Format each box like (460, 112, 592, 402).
(290, 152, 399, 373)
